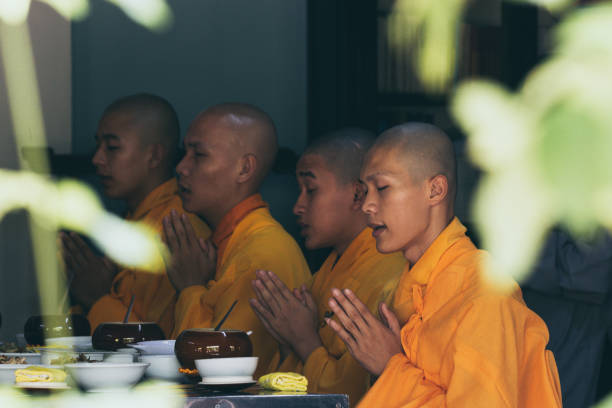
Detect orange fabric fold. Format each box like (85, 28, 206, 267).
(171, 198, 311, 378)
(275, 228, 405, 404)
(211, 193, 267, 267)
(358, 217, 562, 408)
(87, 179, 211, 337)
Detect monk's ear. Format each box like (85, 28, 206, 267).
(352, 181, 366, 209)
(237, 153, 257, 184)
(428, 174, 448, 205)
(147, 143, 164, 170)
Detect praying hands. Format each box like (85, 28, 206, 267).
(250, 269, 323, 362)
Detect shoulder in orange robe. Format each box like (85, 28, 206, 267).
(274, 227, 405, 404)
(87, 179, 211, 337)
(171, 194, 312, 377)
(357, 217, 562, 408)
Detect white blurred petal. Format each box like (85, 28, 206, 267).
(0, 0, 31, 24)
(452, 81, 532, 171)
(106, 0, 172, 31)
(39, 0, 90, 20)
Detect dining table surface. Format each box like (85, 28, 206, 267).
(182, 384, 349, 408)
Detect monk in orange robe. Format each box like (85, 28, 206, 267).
(60, 94, 211, 337)
(249, 129, 405, 403)
(326, 123, 562, 407)
(162, 103, 311, 376)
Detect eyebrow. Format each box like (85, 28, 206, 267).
(297, 170, 316, 179)
(95, 133, 120, 142)
(363, 171, 395, 182)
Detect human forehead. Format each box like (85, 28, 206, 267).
(96, 111, 143, 143)
(361, 148, 408, 181)
(297, 153, 339, 184)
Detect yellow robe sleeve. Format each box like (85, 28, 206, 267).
(88, 211, 210, 336)
(172, 217, 311, 378)
(358, 295, 562, 408)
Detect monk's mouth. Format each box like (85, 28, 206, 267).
(98, 175, 112, 185)
(298, 224, 310, 236)
(371, 225, 387, 237)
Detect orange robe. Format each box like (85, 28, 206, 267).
(171, 194, 311, 377)
(87, 179, 211, 337)
(358, 217, 562, 408)
(275, 227, 405, 404)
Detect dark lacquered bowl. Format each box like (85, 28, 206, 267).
(92, 322, 165, 351)
(24, 315, 91, 346)
(174, 329, 253, 370)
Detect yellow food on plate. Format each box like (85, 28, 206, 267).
(15, 366, 67, 383)
(258, 372, 308, 392)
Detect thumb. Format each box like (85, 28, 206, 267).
(379, 302, 401, 336)
(302, 288, 317, 312)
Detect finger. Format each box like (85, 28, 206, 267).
(265, 270, 292, 302)
(70, 233, 94, 260)
(379, 302, 401, 336)
(250, 299, 285, 343)
(255, 270, 287, 303)
(62, 233, 88, 270)
(102, 257, 118, 275)
(328, 295, 363, 338)
(330, 288, 368, 333)
(163, 215, 178, 251)
(171, 210, 191, 248)
(326, 317, 357, 350)
(302, 289, 317, 312)
(251, 280, 274, 313)
(293, 287, 305, 303)
(252, 273, 284, 312)
(180, 213, 196, 248)
(342, 288, 376, 327)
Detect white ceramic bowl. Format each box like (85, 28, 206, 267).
(128, 340, 175, 355)
(64, 362, 149, 390)
(46, 336, 92, 350)
(0, 353, 41, 365)
(194, 357, 258, 380)
(0, 364, 28, 384)
(139, 354, 183, 381)
(103, 351, 134, 364)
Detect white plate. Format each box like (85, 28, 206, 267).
(15, 381, 69, 389)
(200, 376, 254, 384)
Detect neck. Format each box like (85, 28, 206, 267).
(125, 173, 172, 213)
(205, 194, 253, 231)
(333, 215, 368, 256)
(403, 209, 454, 266)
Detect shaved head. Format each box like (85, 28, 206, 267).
(304, 128, 375, 185)
(371, 122, 456, 201)
(193, 103, 278, 191)
(102, 93, 180, 168)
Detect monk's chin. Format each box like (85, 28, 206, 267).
(375, 240, 401, 254)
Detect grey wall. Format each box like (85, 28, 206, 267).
(72, 0, 308, 155)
